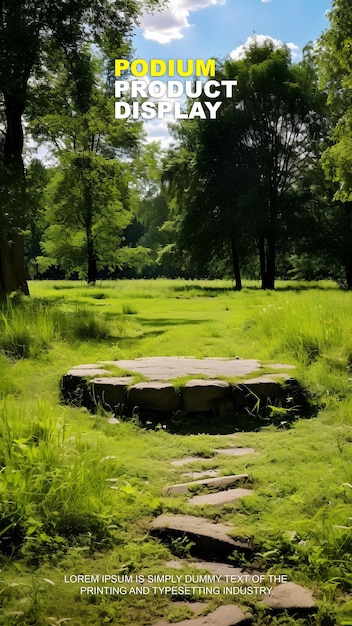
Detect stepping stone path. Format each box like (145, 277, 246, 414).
(61, 358, 314, 624)
(149, 446, 316, 625)
(61, 356, 299, 418)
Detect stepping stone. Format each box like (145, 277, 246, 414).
(163, 474, 249, 496)
(165, 560, 257, 581)
(189, 562, 260, 581)
(128, 382, 181, 411)
(67, 367, 111, 377)
(261, 582, 316, 611)
(183, 379, 231, 413)
(152, 604, 252, 626)
(188, 488, 254, 506)
(91, 376, 132, 408)
(215, 448, 256, 457)
(171, 457, 210, 467)
(182, 469, 219, 479)
(150, 515, 252, 561)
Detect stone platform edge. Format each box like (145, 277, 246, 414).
(60, 365, 300, 415)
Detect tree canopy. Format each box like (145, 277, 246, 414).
(0, 0, 161, 295)
(164, 39, 326, 289)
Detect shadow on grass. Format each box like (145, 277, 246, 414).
(137, 410, 310, 435)
(172, 282, 340, 295)
(137, 317, 206, 327)
(173, 285, 232, 294)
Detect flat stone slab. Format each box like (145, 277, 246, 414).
(182, 469, 220, 479)
(109, 357, 261, 381)
(188, 488, 254, 506)
(66, 367, 111, 378)
(165, 560, 258, 580)
(152, 604, 252, 626)
(261, 582, 316, 611)
(215, 448, 256, 457)
(163, 474, 249, 496)
(150, 515, 252, 561)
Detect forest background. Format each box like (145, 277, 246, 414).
(0, 0, 352, 294)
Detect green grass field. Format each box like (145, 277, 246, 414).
(0, 280, 351, 625)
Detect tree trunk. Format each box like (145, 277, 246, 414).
(345, 203, 352, 290)
(346, 250, 352, 290)
(265, 234, 276, 290)
(87, 231, 97, 284)
(257, 236, 266, 289)
(231, 238, 242, 290)
(0, 92, 29, 296)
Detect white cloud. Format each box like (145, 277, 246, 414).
(230, 34, 301, 62)
(144, 118, 174, 149)
(287, 41, 301, 60)
(140, 0, 225, 44)
(261, 0, 272, 3)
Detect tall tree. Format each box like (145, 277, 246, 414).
(41, 153, 132, 282)
(165, 40, 325, 288)
(0, 0, 160, 296)
(225, 41, 325, 288)
(318, 0, 352, 287)
(31, 62, 141, 283)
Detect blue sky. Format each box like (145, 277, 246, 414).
(134, 0, 330, 62)
(127, 0, 332, 145)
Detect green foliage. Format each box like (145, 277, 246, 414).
(165, 38, 326, 289)
(0, 0, 162, 296)
(42, 152, 132, 279)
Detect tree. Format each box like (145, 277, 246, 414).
(0, 0, 161, 296)
(164, 113, 250, 289)
(32, 62, 141, 283)
(318, 0, 352, 287)
(41, 153, 132, 281)
(25, 159, 52, 278)
(225, 41, 325, 288)
(164, 39, 325, 288)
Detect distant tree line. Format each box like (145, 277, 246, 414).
(1, 0, 352, 292)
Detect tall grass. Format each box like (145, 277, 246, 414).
(0, 299, 110, 359)
(0, 400, 119, 562)
(247, 292, 352, 363)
